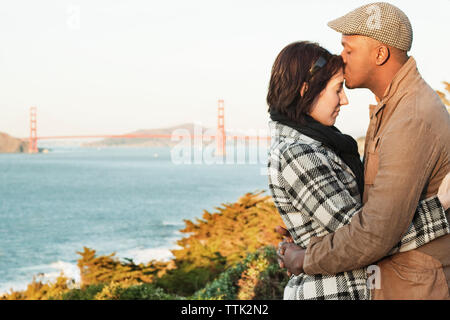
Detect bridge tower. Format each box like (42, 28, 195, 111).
(29, 106, 38, 153)
(216, 99, 226, 157)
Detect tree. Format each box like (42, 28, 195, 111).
(436, 81, 450, 112)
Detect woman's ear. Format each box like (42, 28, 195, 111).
(300, 82, 309, 97)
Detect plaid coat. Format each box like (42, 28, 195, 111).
(267, 121, 449, 300)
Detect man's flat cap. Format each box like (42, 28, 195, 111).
(327, 2, 413, 51)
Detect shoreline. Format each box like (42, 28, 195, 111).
(0, 244, 180, 296)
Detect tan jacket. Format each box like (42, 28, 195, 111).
(303, 57, 450, 299)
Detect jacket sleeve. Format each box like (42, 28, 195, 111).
(279, 144, 362, 233)
(303, 116, 442, 275)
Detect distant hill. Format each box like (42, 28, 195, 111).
(82, 123, 216, 148)
(0, 132, 29, 153)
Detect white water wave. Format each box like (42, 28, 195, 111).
(162, 220, 185, 226)
(119, 247, 179, 264)
(0, 260, 80, 296)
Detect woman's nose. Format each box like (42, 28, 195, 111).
(340, 90, 349, 106)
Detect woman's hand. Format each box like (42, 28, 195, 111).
(437, 172, 450, 211)
(275, 226, 293, 242)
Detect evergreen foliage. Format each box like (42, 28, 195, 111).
(436, 81, 450, 111)
(193, 246, 288, 300)
(60, 284, 105, 300)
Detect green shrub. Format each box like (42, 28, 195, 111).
(116, 284, 183, 300)
(193, 246, 288, 300)
(61, 284, 106, 300)
(155, 264, 225, 297)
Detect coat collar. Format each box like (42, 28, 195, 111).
(370, 56, 420, 117)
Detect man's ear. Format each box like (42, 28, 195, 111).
(375, 45, 390, 66)
(300, 82, 309, 97)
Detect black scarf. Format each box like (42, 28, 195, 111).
(270, 109, 364, 196)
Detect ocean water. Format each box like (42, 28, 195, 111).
(0, 147, 269, 294)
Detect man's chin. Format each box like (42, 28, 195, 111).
(344, 77, 364, 89)
(345, 81, 356, 89)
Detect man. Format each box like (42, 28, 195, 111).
(277, 2, 450, 299)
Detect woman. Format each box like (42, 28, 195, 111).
(266, 41, 450, 300)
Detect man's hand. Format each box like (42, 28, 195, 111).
(275, 226, 306, 276)
(278, 241, 306, 276)
(275, 226, 292, 268)
(275, 226, 293, 274)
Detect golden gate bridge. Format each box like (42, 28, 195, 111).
(25, 100, 270, 156)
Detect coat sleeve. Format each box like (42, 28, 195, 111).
(279, 144, 362, 233)
(303, 116, 442, 275)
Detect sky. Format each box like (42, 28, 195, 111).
(0, 0, 449, 139)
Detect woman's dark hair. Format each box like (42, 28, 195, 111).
(267, 41, 344, 123)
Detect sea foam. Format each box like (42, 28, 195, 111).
(120, 247, 178, 264)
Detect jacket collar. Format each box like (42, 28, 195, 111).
(370, 56, 420, 117)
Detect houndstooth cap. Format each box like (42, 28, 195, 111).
(327, 2, 413, 51)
